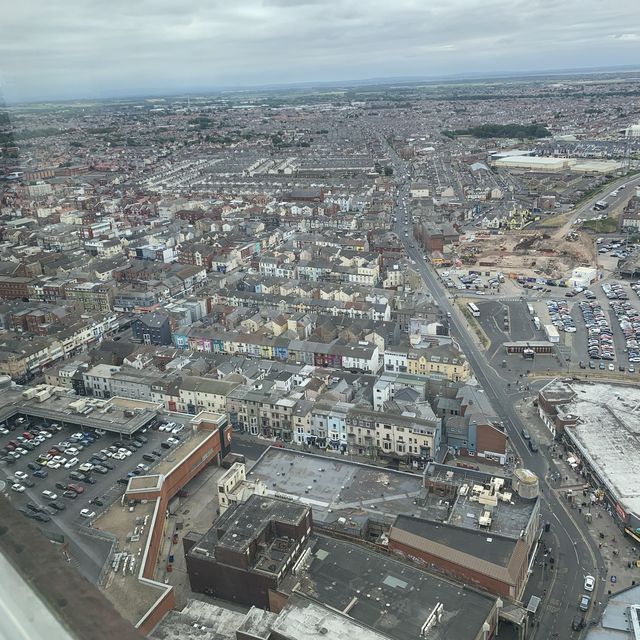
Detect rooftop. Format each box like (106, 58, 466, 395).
(189, 494, 309, 557)
(1, 393, 160, 436)
(280, 534, 496, 640)
(97, 498, 162, 625)
(248, 447, 424, 530)
(563, 382, 640, 519)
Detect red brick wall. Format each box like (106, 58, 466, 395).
(476, 424, 507, 455)
(136, 585, 176, 634)
(389, 539, 514, 598)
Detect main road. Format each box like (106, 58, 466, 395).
(387, 147, 605, 638)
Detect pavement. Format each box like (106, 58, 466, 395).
(388, 156, 605, 638)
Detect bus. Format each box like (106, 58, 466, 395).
(467, 302, 480, 317)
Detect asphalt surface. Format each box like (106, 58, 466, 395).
(0, 415, 193, 583)
(388, 148, 605, 638)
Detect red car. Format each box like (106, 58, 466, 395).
(67, 483, 84, 494)
(22, 432, 34, 440)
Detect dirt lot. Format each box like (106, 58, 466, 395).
(459, 229, 596, 280)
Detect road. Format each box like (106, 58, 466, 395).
(387, 146, 605, 638)
(551, 172, 640, 240)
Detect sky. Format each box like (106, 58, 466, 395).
(1, 0, 639, 102)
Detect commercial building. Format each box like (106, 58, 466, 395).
(538, 379, 640, 540)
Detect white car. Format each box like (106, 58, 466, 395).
(112, 452, 126, 460)
(14, 471, 28, 480)
(47, 461, 61, 469)
(64, 447, 79, 456)
(80, 509, 96, 518)
(584, 575, 595, 592)
(11, 484, 25, 493)
(42, 490, 58, 500)
(34, 436, 46, 444)
(167, 437, 180, 445)
(137, 464, 150, 472)
(40, 431, 52, 439)
(101, 449, 114, 458)
(78, 463, 94, 473)
(118, 448, 132, 457)
(171, 425, 185, 434)
(65, 457, 79, 469)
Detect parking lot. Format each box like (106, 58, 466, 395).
(0, 414, 193, 583)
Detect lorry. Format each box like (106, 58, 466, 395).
(533, 316, 541, 330)
(545, 324, 560, 343)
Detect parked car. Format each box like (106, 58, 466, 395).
(584, 575, 595, 592)
(579, 594, 591, 611)
(48, 501, 66, 511)
(80, 508, 96, 518)
(62, 490, 78, 499)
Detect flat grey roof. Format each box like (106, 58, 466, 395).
(248, 448, 424, 528)
(563, 382, 640, 519)
(281, 534, 496, 640)
(392, 515, 516, 567)
(1, 395, 159, 436)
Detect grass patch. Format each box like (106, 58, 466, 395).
(460, 305, 490, 349)
(581, 217, 618, 233)
(537, 212, 571, 228)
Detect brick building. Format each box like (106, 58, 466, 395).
(184, 495, 312, 609)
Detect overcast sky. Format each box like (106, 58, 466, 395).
(1, 0, 639, 102)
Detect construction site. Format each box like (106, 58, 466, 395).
(457, 228, 598, 281)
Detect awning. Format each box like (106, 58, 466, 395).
(624, 528, 640, 545)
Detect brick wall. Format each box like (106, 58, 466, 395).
(389, 539, 516, 599)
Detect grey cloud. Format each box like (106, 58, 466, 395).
(1, 0, 639, 102)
